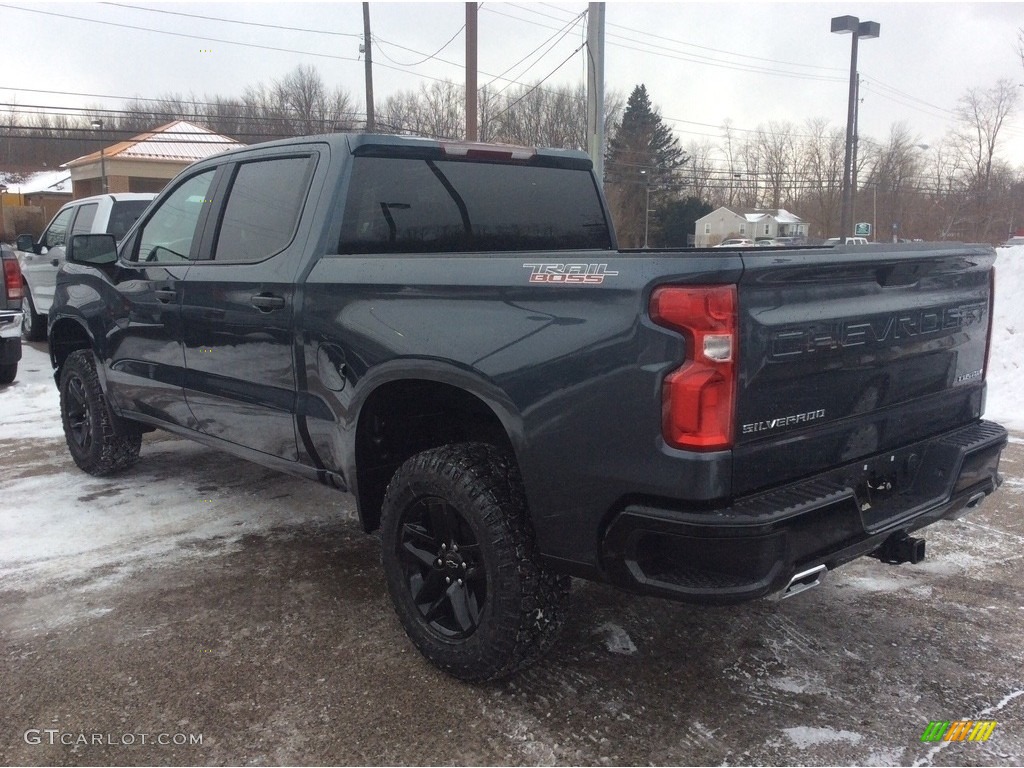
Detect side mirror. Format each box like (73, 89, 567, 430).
(67, 234, 118, 266)
(15, 234, 34, 252)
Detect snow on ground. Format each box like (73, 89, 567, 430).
(0, 343, 349, 589)
(986, 244, 1024, 431)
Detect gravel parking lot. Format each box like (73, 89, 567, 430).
(2, 342, 1023, 766)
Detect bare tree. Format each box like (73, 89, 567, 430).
(951, 79, 1020, 239)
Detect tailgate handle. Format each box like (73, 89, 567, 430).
(154, 289, 176, 303)
(251, 293, 286, 312)
(876, 264, 921, 287)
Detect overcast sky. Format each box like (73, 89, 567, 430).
(3, 1, 1023, 168)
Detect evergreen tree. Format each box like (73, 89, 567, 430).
(605, 84, 686, 247)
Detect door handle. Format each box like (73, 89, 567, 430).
(250, 293, 286, 312)
(155, 289, 176, 304)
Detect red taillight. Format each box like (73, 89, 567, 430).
(650, 285, 738, 451)
(3, 256, 22, 302)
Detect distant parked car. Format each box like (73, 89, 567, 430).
(999, 236, 1024, 248)
(755, 238, 779, 247)
(16, 193, 156, 340)
(713, 238, 755, 248)
(827, 236, 871, 246)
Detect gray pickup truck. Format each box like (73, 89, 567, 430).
(50, 133, 1007, 680)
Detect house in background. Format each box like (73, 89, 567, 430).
(0, 170, 72, 239)
(694, 207, 808, 247)
(63, 120, 245, 198)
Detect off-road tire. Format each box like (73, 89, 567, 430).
(59, 349, 142, 476)
(381, 442, 571, 681)
(0, 362, 15, 385)
(21, 284, 46, 341)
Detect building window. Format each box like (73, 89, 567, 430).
(764, 223, 770, 235)
(739, 224, 746, 234)
(704, 223, 710, 235)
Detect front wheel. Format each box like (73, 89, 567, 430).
(59, 349, 142, 476)
(381, 443, 570, 682)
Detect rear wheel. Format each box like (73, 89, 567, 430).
(21, 284, 46, 341)
(59, 349, 142, 476)
(381, 443, 570, 681)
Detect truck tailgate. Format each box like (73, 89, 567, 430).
(733, 244, 995, 496)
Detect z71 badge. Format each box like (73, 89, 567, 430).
(523, 263, 618, 285)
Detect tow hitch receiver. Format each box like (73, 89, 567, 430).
(872, 533, 926, 565)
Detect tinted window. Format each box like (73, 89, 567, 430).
(107, 200, 152, 240)
(136, 170, 215, 263)
(70, 203, 99, 237)
(42, 207, 75, 248)
(214, 156, 314, 262)
(338, 157, 611, 253)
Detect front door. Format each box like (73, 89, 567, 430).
(103, 168, 219, 428)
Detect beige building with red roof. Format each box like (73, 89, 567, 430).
(63, 120, 244, 199)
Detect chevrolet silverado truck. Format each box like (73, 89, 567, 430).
(0, 244, 23, 384)
(16, 192, 155, 340)
(49, 133, 1007, 681)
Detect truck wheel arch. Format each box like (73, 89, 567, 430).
(352, 373, 523, 533)
(48, 318, 93, 382)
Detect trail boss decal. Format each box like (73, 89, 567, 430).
(523, 263, 618, 285)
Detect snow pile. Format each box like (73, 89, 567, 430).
(986, 245, 1024, 431)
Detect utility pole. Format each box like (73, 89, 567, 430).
(466, 2, 478, 141)
(362, 2, 375, 132)
(586, 2, 606, 184)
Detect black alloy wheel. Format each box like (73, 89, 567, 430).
(59, 349, 142, 476)
(396, 495, 487, 639)
(381, 443, 570, 681)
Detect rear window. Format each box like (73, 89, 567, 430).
(338, 157, 611, 253)
(107, 200, 152, 240)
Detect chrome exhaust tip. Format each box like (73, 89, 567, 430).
(774, 564, 827, 600)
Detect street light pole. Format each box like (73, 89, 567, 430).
(90, 119, 107, 194)
(831, 15, 879, 238)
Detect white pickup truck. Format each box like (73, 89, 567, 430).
(16, 192, 154, 340)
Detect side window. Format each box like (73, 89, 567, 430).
(135, 170, 216, 263)
(42, 207, 75, 248)
(213, 156, 314, 263)
(704, 223, 711, 235)
(70, 203, 99, 237)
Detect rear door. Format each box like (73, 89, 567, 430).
(179, 150, 322, 461)
(733, 244, 994, 495)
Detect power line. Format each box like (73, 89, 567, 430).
(489, 44, 587, 120)
(103, 2, 362, 38)
(483, 10, 587, 102)
(374, 25, 466, 68)
(0, 3, 363, 63)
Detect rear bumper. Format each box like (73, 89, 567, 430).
(0, 310, 23, 364)
(602, 420, 1007, 604)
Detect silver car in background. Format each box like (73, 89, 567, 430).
(16, 193, 155, 340)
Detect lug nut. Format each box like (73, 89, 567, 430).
(445, 577, 451, 585)
(452, 544, 458, 552)
(461, 562, 467, 569)
(436, 559, 443, 566)
(457, 579, 463, 586)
